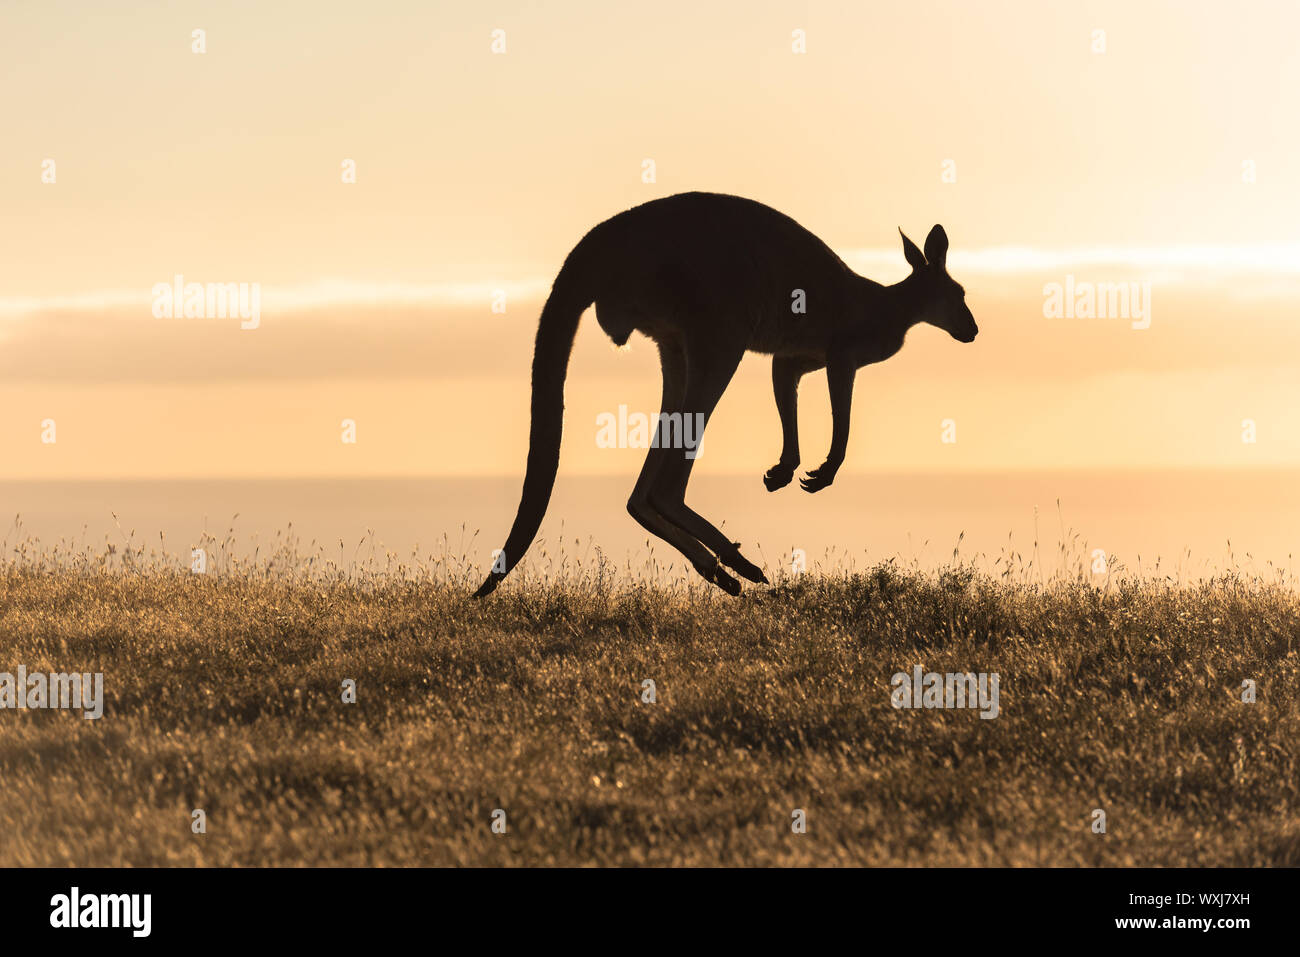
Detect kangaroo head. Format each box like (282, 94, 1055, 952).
(899, 225, 978, 343)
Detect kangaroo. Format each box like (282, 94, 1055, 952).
(474, 191, 977, 597)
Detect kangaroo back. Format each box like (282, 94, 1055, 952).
(473, 250, 594, 597)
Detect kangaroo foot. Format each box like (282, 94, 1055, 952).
(719, 542, 769, 584)
(763, 461, 796, 491)
(694, 557, 742, 595)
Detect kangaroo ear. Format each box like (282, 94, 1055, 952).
(923, 224, 949, 270)
(899, 228, 926, 270)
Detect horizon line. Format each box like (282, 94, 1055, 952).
(3, 464, 1299, 484)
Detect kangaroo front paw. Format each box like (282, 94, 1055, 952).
(799, 463, 839, 493)
(763, 462, 796, 492)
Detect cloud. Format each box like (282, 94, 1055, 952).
(2, 246, 1298, 384)
(4, 244, 1299, 322)
(842, 242, 1300, 283)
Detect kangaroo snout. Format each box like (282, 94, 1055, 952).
(954, 305, 978, 342)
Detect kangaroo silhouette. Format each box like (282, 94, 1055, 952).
(474, 191, 978, 596)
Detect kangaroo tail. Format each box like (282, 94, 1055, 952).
(473, 257, 592, 598)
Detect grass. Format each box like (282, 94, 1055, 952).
(0, 525, 1297, 866)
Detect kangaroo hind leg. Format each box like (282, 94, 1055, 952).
(625, 339, 743, 593)
(649, 341, 768, 588)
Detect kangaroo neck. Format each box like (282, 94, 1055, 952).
(858, 274, 926, 338)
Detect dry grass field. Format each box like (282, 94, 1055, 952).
(1, 530, 1297, 866)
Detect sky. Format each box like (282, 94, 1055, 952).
(2, 0, 1299, 480)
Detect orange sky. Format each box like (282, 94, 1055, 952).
(2, 0, 1298, 479)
